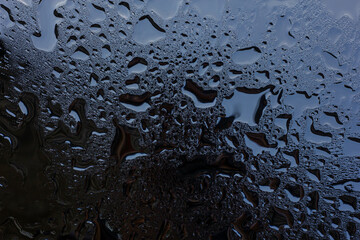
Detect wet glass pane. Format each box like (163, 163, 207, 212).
(1, 0, 360, 239)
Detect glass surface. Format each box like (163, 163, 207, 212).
(1, 0, 360, 239)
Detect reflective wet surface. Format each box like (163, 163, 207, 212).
(1, 0, 360, 239)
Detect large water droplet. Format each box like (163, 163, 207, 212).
(31, 0, 67, 52)
(133, 15, 166, 45)
(231, 47, 262, 65)
(147, 0, 182, 20)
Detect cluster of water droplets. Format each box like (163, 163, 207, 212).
(1, 0, 360, 239)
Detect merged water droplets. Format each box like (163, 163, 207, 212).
(1, 0, 360, 239)
(31, 0, 67, 52)
(222, 86, 273, 126)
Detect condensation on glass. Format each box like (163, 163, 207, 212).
(0, 0, 360, 239)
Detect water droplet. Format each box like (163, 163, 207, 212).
(133, 15, 166, 45)
(71, 46, 90, 60)
(231, 47, 262, 65)
(147, 0, 182, 20)
(31, 0, 67, 52)
(222, 86, 272, 126)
